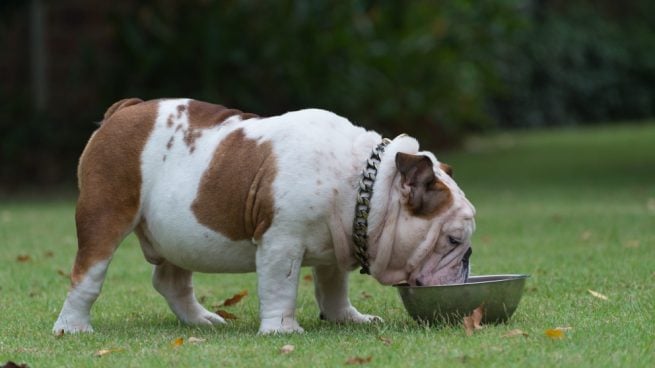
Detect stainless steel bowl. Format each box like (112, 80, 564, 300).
(395, 274, 529, 325)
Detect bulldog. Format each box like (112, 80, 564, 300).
(53, 98, 475, 335)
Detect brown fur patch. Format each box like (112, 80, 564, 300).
(103, 98, 143, 121)
(403, 187, 453, 219)
(183, 129, 203, 153)
(175, 100, 258, 154)
(420, 180, 454, 218)
(177, 104, 186, 118)
(71, 98, 157, 284)
(191, 128, 277, 241)
(396, 152, 453, 218)
(439, 162, 453, 177)
(187, 100, 258, 129)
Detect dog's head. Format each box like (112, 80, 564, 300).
(366, 139, 475, 287)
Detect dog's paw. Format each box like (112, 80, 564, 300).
(351, 313, 384, 324)
(52, 318, 94, 335)
(321, 306, 384, 324)
(258, 317, 304, 335)
(181, 309, 227, 326)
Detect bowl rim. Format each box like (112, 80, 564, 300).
(393, 274, 530, 288)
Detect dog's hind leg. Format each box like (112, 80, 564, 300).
(52, 198, 139, 334)
(52, 98, 156, 334)
(151, 261, 226, 326)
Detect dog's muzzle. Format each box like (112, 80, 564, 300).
(462, 247, 472, 282)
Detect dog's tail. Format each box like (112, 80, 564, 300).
(100, 98, 144, 124)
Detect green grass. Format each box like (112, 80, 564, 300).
(1, 123, 654, 367)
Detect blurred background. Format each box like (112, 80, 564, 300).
(2, 0, 655, 192)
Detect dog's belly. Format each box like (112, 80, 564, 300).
(141, 192, 257, 273)
(140, 200, 337, 273)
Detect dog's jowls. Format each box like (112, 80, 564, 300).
(53, 98, 475, 334)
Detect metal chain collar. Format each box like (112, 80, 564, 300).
(352, 138, 392, 275)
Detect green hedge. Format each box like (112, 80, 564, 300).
(493, 1, 655, 127)
(2, 0, 654, 186)
(108, 1, 521, 143)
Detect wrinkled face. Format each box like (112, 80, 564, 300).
(408, 204, 476, 286)
(373, 152, 476, 286)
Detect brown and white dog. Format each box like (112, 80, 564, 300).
(53, 98, 476, 334)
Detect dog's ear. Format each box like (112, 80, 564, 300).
(395, 152, 452, 216)
(439, 162, 453, 178)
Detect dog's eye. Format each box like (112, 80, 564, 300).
(448, 236, 462, 246)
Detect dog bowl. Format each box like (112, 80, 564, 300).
(395, 274, 529, 325)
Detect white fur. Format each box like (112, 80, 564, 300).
(53, 260, 108, 333)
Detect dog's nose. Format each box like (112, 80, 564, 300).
(462, 247, 472, 267)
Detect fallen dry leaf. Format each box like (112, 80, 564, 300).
(57, 269, 70, 278)
(216, 309, 238, 320)
(16, 255, 31, 263)
(378, 336, 392, 345)
(545, 328, 567, 340)
(502, 329, 528, 338)
(1, 362, 29, 368)
(280, 344, 295, 354)
(303, 274, 313, 282)
(221, 290, 248, 307)
(623, 240, 640, 249)
(94, 348, 123, 357)
(172, 337, 184, 348)
(463, 305, 485, 336)
(647, 198, 655, 213)
(188, 337, 206, 344)
(360, 291, 372, 299)
(44, 251, 54, 258)
(588, 289, 609, 301)
(580, 230, 592, 241)
(345, 356, 372, 365)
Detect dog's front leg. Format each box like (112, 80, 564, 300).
(256, 237, 304, 334)
(313, 265, 383, 324)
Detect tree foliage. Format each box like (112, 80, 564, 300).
(1, 0, 654, 187)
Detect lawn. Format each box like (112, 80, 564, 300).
(1, 123, 654, 367)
